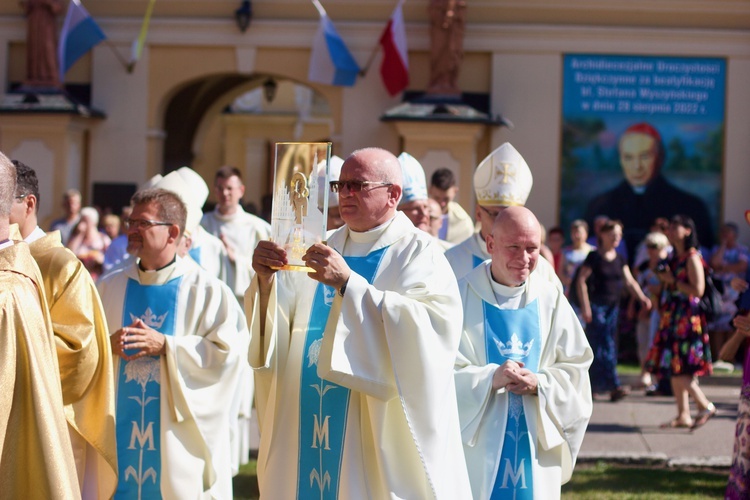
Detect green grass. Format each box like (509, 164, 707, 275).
(562, 462, 729, 499)
(233, 459, 729, 499)
(233, 461, 259, 500)
(617, 363, 645, 375)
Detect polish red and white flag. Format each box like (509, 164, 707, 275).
(379, 0, 409, 96)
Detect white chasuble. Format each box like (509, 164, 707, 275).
(455, 262, 594, 500)
(201, 208, 271, 299)
(246, 212, 472, 499)
(188, 225, 229, 282)
(98, 257, 249, 499)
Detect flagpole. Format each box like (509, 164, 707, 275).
(103, 40, 130, 72)
(359, 40, 381, 77)
(129, 0, 157, 73)
(359, 0, 404, 76)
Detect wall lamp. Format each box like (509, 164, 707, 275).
(263, 78, 277, 103)
(234, 0, 252, 33)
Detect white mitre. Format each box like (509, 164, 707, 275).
(154, 171, 202, 237)
(140, 174, 163, 191)
(474, 142, 533, 207)
(317, 155, 344, 209)
(397, 152, 428, 204)
(175, 166, 210, 207)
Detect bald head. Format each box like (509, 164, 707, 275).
(338, 148, 403, 232)
(487, 206, 542, 287)
(0, 151, 15, 218)
(345, 148, 403, 188)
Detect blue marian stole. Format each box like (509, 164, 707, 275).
(473, 254, 485, 269)
(484, 298, 541, 500)
(188, 246, 201, 265)
(297, 246, 388, 500)
(115, 276, 182, 500)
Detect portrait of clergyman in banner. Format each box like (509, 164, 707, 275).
(560, 54, 725, 263)
(582, 122, 715, 258)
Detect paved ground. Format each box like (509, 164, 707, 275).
(579, 374, 740, 469)
(246, 374, 742, 470)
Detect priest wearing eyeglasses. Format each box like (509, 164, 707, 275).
(248, 147, 471, 499)
(97, 188, 249, 499)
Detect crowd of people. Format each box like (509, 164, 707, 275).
(1, 137, 748, 499)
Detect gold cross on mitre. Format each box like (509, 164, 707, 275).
(494, 161, 516, 184)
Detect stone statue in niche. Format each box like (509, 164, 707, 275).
(21, 0, 64, 87)
(427, 0, 467, 97)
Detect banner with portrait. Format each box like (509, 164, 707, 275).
(560, 54, 726, 261)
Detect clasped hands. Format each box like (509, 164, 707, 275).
(111, 318, 166, 360)
(492, 360, 538, 395)
(252, 240, 351, 291)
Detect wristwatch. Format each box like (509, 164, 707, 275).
(338, 278, 349, 297)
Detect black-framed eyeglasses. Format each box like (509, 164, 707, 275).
(330, 180, 392, 194)
(123, 218, 173, 230)
(14, 193, 28, 201)
(478, 205, 503, 219)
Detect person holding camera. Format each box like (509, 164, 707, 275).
(645, 215, 715, 429)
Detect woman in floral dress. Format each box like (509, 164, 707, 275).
(647, 214, 714, 429)
(725, 209, 750, 499)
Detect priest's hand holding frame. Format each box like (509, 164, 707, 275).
(252, 240, 288, 291)
(302, 242, 350, 292)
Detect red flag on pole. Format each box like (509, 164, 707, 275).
(378, 0, 409, 96)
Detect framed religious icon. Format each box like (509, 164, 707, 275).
(270, 142, 332, 271)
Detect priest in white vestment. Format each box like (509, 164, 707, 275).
(247, 148, 472, 499)
(455, 206, 593, 500)
(10, 160, 117, 499)
(446, 143, 561, 287)
(201, 165, 271, 300)
(154, 169, 254, 473)
(98, 188, 249, 499)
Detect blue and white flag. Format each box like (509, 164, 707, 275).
(58, 0, 106, 82)
(308, 0, 360, 87)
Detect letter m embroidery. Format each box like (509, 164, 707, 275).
(312, 415, 331, 450)
(501, 458, 527, 489)
(129, 421, 156, 450)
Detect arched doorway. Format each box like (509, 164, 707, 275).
(161, 74, 333, 211)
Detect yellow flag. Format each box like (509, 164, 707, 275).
(128, 0, 156, 71)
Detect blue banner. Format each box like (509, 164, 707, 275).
(560, 54, 726, 261)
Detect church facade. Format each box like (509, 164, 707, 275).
(0, 0, 748, 242)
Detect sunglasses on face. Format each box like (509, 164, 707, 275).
(329, 180, 392, 193)
(123, 218, 173, 230)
